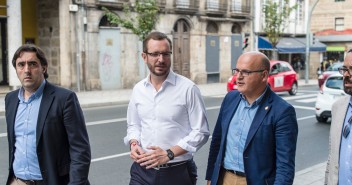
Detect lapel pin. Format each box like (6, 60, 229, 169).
(265, 106, 269, 110)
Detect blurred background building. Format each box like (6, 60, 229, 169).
(0, 0, 349, 91)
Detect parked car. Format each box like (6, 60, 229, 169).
(317, 62, 343, 88)
(315, 73, 346, 123)
(227, 60, 298, 95)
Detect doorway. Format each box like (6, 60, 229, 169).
(0, 18, 7, 85)
(172, 19, 191, 79)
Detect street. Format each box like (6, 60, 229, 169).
(0, 85, 330, 184)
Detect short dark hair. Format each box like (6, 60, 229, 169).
(12, 44, 49, 79)
(143, 31, 172, 53)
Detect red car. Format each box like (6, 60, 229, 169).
(227, 60, 298, 95)
(317, 62, 343, 88)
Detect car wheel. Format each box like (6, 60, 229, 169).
(288, 83, 298, 95)
(316, 115, 328, 123)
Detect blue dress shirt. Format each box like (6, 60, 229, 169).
(13, 80, 45, 180)
(223, 88, 267, 173)
(339, 99, 352, 184)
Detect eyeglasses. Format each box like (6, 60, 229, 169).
(145, 52, 172, 58)
(232, 68, 265, 77)
(338, 67, 352, 76)
(338, 67, 352, 75)
(342, 116, 352, 138)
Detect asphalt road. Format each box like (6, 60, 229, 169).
(0, 85, 330, 184)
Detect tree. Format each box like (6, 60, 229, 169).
(102, 0, 160, 41)
(263, 0, 297, 59)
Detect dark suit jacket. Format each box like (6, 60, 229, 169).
(5, 82, 91, 185)
(206, 87, 298, 185)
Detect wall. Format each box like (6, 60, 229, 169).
(22, 0, 38, 45)
(37, 0, 60, 84)
(311, 0, 352, 33)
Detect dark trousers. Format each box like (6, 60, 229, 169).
(129, 159, 197, 185)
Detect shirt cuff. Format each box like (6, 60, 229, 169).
(177, 140, 197, 153)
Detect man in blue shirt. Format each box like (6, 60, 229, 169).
(5, 44, 91, 185)
(206, 51, 298, 185)
(325, 49, 352, 184)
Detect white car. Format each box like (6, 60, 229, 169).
(315, 74, 347, 123)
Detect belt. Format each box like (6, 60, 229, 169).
(153, 160, 188, 170)
(222, 166, 246, 177)
(14, 176, 45, 185)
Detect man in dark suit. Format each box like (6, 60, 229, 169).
(5, 44, 91, 185)
(206, 51, 298, 185)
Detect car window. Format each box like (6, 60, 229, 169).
(280, 63, 291, 72)
(325, 76, 343, 90)
(326, 63, 343, 71)
(271, 63, 281, 73)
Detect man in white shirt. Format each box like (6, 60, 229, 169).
(124, 31, 210, 185)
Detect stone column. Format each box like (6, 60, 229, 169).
(7, 0, 22, 89)
(59, 0, 71, 88)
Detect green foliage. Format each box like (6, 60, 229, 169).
(263, 0, 297, 48)
(103, 0, 160, 41)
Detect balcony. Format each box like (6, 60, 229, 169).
(156, 0, 166, 9)
(230, 4, 251, 18)
(96, 0, 130, 10)
(205, 0, 227, 16)
(174, 0, 200, 14)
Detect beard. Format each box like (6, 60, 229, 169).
(147, 62, 170, 77)
(344, 76, 352, 96)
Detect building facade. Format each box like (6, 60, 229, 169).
(311, 0, 352, 63)
(2, 0, 252, 91)
(254, 0, 326, 79)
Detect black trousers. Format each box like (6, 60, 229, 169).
(129, 159, 197, 185)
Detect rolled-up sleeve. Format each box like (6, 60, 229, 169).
(177, 85, 210, 153)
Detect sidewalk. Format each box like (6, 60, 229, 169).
(0, 79, 325, 184)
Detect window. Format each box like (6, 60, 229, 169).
(335, 18, 344, 31)
(326, 77, 343, 90)
(335, 0, 345, 2)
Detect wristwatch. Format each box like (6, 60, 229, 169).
(166, 149, 175, 160)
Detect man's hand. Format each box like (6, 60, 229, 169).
(136, 146, 169, 169)
(207, 181, 211, 185)
(130, 142, 145, 161)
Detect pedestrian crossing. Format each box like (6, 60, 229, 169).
(209, 92, 319, 104)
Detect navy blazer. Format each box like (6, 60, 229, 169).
(206, 87, 298, 185)
(5, 82, 91, 185)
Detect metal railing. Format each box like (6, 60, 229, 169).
(205, 0, 227, 13)
(174, 0, 200, 12)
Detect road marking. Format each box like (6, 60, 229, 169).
(297, 115, 315, 121)
(0, 133, 6, 137)
(209, 95, 225, 98)
(207, 106, 221, 110)
(293, 105, 316, 110)
(86, 118, 127, 126)
(86, 106, 222, 126)
(92, 152, 130, 162)
(295, 97, 317, 103)
(282, 94, 317, 101)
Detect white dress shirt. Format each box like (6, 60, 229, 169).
(124, 70, 210, 162)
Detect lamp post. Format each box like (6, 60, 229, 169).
(305, 0, 319, 84)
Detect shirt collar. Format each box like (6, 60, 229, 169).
(240, 86, 268, 106)
(143, 70, 176, 87)
(18, 80, 46, 103)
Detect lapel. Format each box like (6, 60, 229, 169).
(244, 88, 273, 150)
(7, 90, 20, 147)
(36, 82, 55, 146)
(334, 96, 350, 152)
